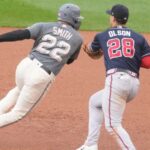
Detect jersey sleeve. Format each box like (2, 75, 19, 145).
(27, 23, 43, 39)
(90, 34, 101, 52)
(66, 49, 80, 64)
(67, 41, 82, 64)
(71, 44, 81, 59)
(141, 55, 150, 69)
(141, 38, 150, 58)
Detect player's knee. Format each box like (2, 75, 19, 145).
(89, 91, 103, 108)
(89, 96, 94, 107)
(105, 124, 122, 135)
(12, 109, 27, 120)
(89, 94, 97, 108)
(105, 125, 114, 134)
(12, 87, 20, 96)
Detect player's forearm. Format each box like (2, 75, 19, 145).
(0, 29, 31, 42)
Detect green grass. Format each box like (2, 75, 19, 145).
(0, 0, 149, 32)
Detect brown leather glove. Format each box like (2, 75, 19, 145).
(83, 44, 103, 59)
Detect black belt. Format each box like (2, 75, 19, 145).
(106, 68, 139, 78)
(29, 55, 51, 75)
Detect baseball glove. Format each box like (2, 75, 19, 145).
(83, 44, 102, 59)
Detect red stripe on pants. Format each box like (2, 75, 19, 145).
(108, 75, 129, 150)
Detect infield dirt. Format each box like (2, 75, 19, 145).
(0, 28, 150, 150)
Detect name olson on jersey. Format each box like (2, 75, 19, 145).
(108, 30, 131, 37)
(53, 27, 73, 40)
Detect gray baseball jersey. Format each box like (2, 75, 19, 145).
(27, 22, 83, 75)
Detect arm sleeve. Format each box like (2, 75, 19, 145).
(0, 29, 31, 42)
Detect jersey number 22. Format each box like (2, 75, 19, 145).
(36, 34, 71, 62)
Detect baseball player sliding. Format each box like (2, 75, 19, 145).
(0, 3, 83, 127)
(77, 4, 150, 150)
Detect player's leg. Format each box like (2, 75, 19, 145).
(11, 65, 55, 121)
(76, 90, 104, 150)
(85, 90, 104, 146)
(0, 57, 55, 127)
(0, 87, 20, 114)
(102, 89, 134, 150)
(102, 73, 139, 150)
(0, 57, 30, 115)
(0, 83, 50, 127)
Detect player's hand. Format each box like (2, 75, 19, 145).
(83, 44, 102, 59)
(83, 44, 89, 53)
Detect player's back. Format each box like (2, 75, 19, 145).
(97, 26, 149, 75)
(28, 22, 83, 75)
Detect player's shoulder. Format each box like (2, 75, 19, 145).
(93, 29, 110, 39)
(27, 22, 56, 31)
(74, 30, 83, 43)
(70, 30, 83, 45)
(127, 28, 148, 45)
(63, 24, 83, 44)
(129, 28, 144, 38)
(96, 27, 112, 36)
(34, 22, 57, 28)
(121, 27, 146, 42)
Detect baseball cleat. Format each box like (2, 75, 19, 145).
(76, 144, 98, 150)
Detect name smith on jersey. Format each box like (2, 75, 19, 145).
(108, 30, 131, 37)
(53, 27, 73, 40)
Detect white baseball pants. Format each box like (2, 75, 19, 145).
(0, 57, 55, 127)
(84, 72, 140, 150)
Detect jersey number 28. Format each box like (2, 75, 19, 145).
(107, 38, 135, 59)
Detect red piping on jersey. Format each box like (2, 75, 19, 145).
(141, 56, 150, 69)
(108, 75, 129, 150)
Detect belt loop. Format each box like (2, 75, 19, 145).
(29, 55, 51, 75)
(106, 68, 138, 78)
